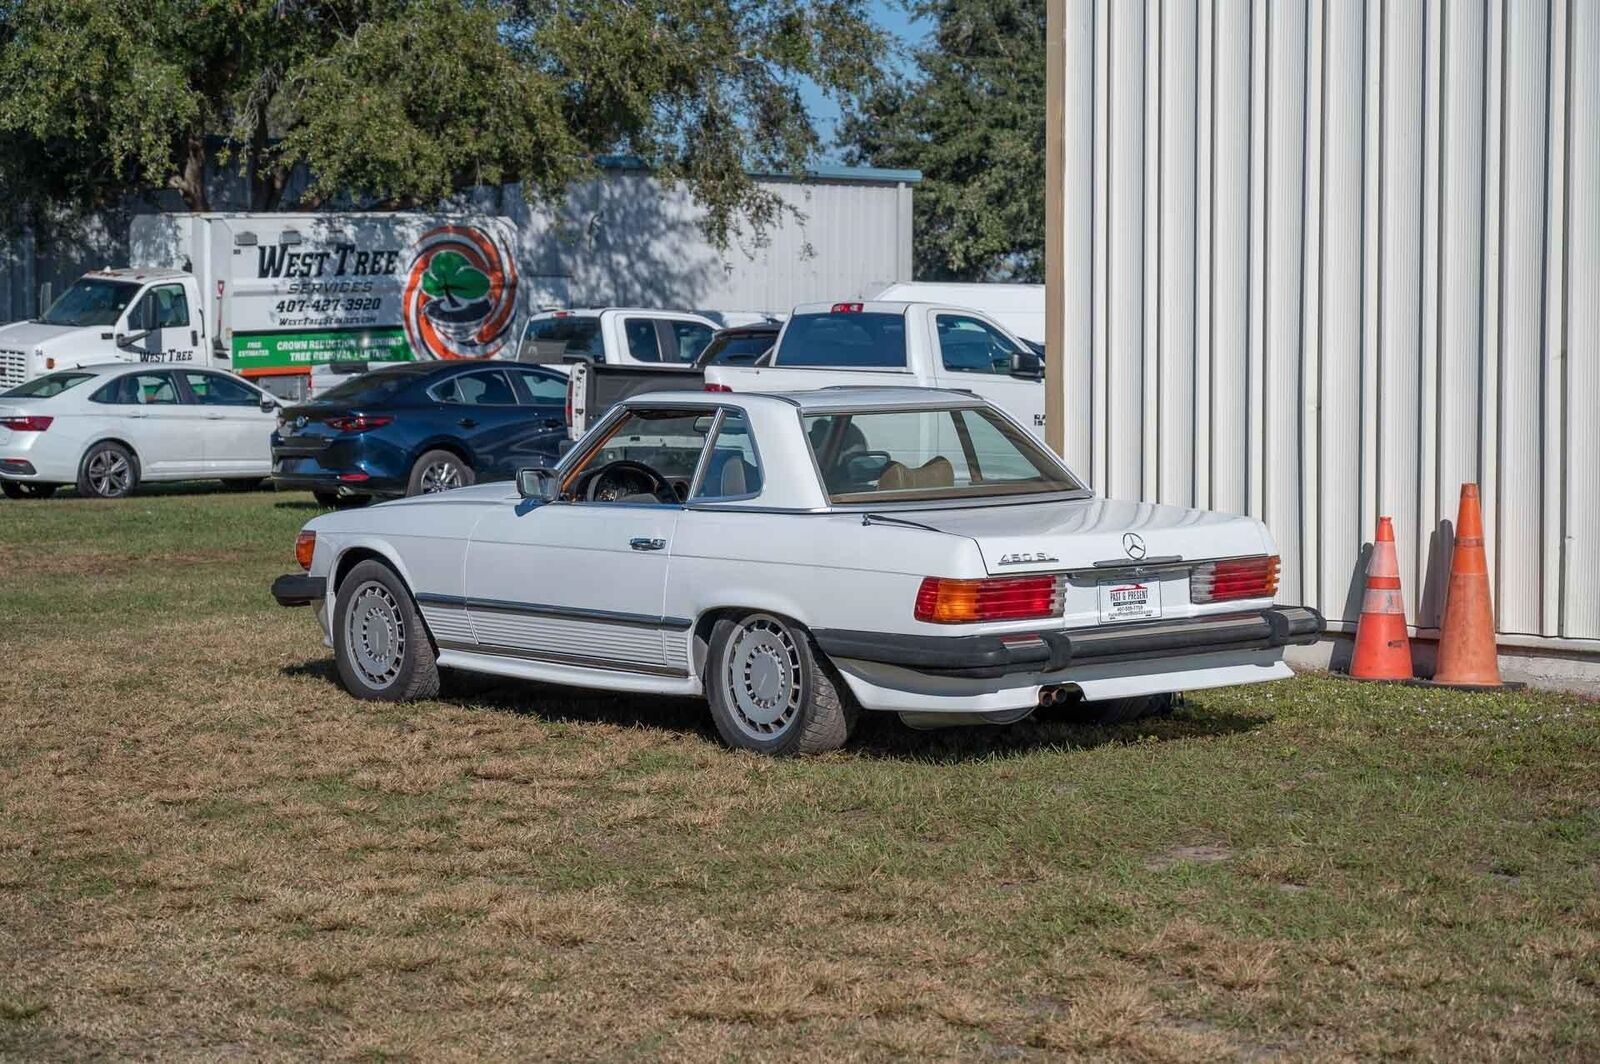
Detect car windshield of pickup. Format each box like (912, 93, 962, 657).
(776, 312, 906, 368)
(805, 406, 1082, 503)
(39, 279, 140, 328)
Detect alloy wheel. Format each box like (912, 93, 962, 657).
(86, 450, 133, 497)
(345, 580, 407, 688)
(722, 616, 804, 741)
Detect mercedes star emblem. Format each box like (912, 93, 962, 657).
(1122, 532, 1147, 560)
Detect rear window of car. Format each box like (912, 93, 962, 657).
(775, 312, 907, 369)
(315, 370, 416, 403)
(804, 407, 1081, 503)
(520, 316, 603, 362)
(697, 331, 776, 367)
(3, 372, 95, 399)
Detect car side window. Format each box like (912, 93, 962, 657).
(935, 314, 1020, 375)
(624, 318, 662, 362)
(130, 285, 190, 332)
(430, 369, 517, 406)
(694, 410, 763, 500)
(92, 372, 180, 405)
(183, 372, 258, 406)
(667, 321, 715, 363)
(507, 367, 567, 404)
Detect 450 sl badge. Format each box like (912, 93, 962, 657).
(997, 551, 1060, 566)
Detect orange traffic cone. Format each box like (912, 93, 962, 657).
(1421, 483, 1522, 690)
(1346, 517, 1414, 681)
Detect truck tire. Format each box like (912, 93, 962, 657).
(76, 442, 139, 499)
(408, 450, 474, 496)
(705, 613, 856, 755)
(333, 559, 440, 702)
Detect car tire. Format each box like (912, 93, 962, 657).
(408, 450, 474, 496)
(1, 481, 56, 500)
(1081, 693, 1174, 726)
(332, 559, 440, 702)
(76, 442, 139, 499)
(313, 490, 369, 509)
(705, 612, 856, 755)
(221, 478, 263, 492)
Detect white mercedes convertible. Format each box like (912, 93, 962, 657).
(273, 388, 1320, 754)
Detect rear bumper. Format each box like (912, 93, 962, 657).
(814, 606, 1323, 679)
(272, 573, 326, 607)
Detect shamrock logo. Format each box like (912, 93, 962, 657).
(420, 250, 491, 308)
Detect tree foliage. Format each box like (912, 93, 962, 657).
(0, 0, 884, 243)
(841, 0, 1043, 282)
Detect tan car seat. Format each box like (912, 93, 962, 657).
(877, 456, 956, 492)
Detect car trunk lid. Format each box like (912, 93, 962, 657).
(896, 497, 1275, 628)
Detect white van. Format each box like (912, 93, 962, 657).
(873, 282, 1044, 346)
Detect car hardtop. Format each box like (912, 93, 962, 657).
(616, 385, 987, 412)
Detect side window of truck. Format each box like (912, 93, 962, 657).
(624, 318, 662, 362)
(668, 321, 715, 363)
(935, 314, 1019, 375)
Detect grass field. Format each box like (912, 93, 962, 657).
(1, 488, 1596, 1062)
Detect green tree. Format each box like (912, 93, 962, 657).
(0, 0, 885, 244)
(841, 0, 1043, 281)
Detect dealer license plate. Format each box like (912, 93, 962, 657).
(1098, 580, 1161, 623)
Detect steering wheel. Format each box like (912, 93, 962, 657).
(580, 459, 670, 503)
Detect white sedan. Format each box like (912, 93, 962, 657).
(273, 388, 1321, 754)
(0, 363, 278, 498)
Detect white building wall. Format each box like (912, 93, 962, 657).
(1046, 0, 1599, 651)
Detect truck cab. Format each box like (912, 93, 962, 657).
(0, 270, 212, 391)
(516, 308, 720, 368)
(706, 301, 1046, 437)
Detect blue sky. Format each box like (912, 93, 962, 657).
(799, 1, 932, 160)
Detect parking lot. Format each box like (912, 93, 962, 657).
(1, 488, 1595, 1060)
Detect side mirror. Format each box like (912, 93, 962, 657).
(114, 331, 150, 349)
(259, 395, 277, 413)
(1009, 349, 1043, 381)
(516, 466, 560, 502)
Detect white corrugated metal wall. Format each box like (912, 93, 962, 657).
(1045, 0, 1599, 652)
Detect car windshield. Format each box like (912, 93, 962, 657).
(315, 369, 418, 403)
(775, 312, 906, 368)
(3, 371, 96, 399)
(519, 316, 603, 362)
(39, 279, 141, 327)
(805, 406, 1082, 503)
(697, 331, 775, 367)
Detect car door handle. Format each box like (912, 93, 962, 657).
(629, 537, 667, 552)
(126, 412, 148, 419)
(458, 417, 478, 428)
(205, 413, 225, 420)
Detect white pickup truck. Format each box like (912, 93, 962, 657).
(515, 308, 722, 367)
(564, 301, 1046, 441)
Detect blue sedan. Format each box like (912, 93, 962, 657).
(271, 361, 568, 506)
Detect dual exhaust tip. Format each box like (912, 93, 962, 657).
(1037, 684, 1076, 708)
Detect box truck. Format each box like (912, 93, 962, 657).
(0, 213, 531, 400)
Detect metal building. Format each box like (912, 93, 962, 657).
(1044, 0, 1598, 678)
(0, 162, 919, 326)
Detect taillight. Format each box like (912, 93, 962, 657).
(1191, 555, 1279, 602)
(326, 414, 392, 432)
(294, 530, 316, 570)
(703, 382, 733, 393)
(0, 416, 52, 432)
(915, 575, 1062, 624)
(831, 302, 864, 313)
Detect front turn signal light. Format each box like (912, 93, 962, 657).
(295, 530, 316, 571)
